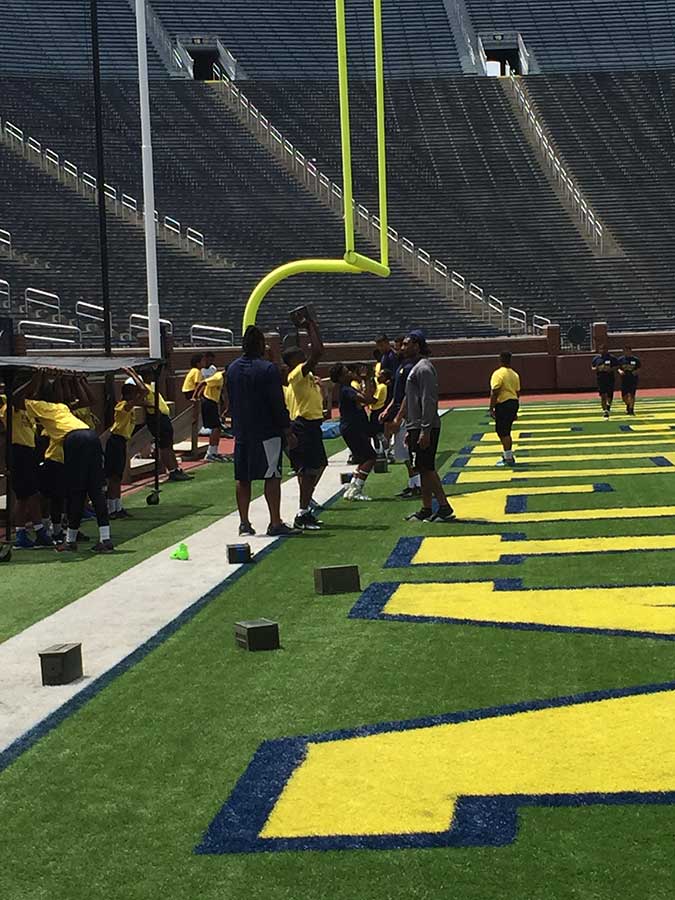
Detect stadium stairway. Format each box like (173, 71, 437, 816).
(0, 76, 498, 343)
(240, 75, 668, 332)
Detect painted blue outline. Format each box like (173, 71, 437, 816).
(620, 425, 633, 433)
(470, 433, 484, 442)
(0, 484, 349, 776)
(651, 456, 673, 467)
(460, 446, 475, 455)
(443, 472, 460, 485)
(571, 426, 583, 433)
(196, 676, 675, 854)
(347, 581, 675, 643)
(452, 456, 470, 468)
(505, 495, 528, 513)
(384, 534, 675, 569)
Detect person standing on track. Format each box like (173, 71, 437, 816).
(592, 344, 619, 419)
(489, 351, 521, 467)
(618, 345, 641, 416)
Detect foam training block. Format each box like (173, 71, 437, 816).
(314, 565, 361, 595)
(227, 544, 252, 564)
(39, 643, 83, 686)
(374, 459, 388, 474)
(234, 619, 280, 651)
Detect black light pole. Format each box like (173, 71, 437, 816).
(90, 0, 115, 425)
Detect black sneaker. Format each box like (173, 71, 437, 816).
(405, 507, 433, 522)
(91, 540, 114, 554)
(76, 531, 91, 542)
(294, 512, 321, 531)
(397, 486, 422, 499)
(238, 521, 256, 536)
(267, 523, 302, 537)
(426, 506, 457, 524)
(168, 469, 193, 482)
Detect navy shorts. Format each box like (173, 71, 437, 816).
(104, 434, 128, 480)
(597, 375, 615, 397)
(341, 426, 376, 465)
(407, 427, 441, 473)
(146, 413, 174, 450)
(11, 444, 38, 500)
(622, 375, 638, 396)
(63, 429, 105, 495)
(234, 436, 283, 482)
(289, 418, 328, 474)
(201, 398, 221, 431)
(38, 458, 66, 499)
(495, 399, 519, 438)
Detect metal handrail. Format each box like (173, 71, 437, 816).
(532, 314, 552, 335)
(509, 75, 605, 253)
(130, 313, 173, 335)
(190, 324, 234, 346)
(18, 320, 81, 346)
(508, 306, 528, 334)
(0, 228, 11, 258)
(76, 300, 105, 323)
(0, 279, 10, 308)
(24, 287, 60, 322)
(186, 227, 205, 258)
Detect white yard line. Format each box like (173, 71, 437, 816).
(0, 449, 353, 754)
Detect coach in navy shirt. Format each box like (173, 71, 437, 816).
(227, 325, 298, 537)
(618, 345, 642, 416)
(375, 335, 398, 375)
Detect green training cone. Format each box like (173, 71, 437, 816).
(171, 543, 190, 561)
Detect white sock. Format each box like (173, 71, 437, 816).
(100, 525, 111, 542)
(67, 528, 78, 544)
(116, 499, 123, 513)
(108, 499, 116, 513)
(505, 450, 514, 461)
(35, 523, 45, 533)
(410, 474, 421, 488)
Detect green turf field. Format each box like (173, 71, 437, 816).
(3, 402, 675, 900)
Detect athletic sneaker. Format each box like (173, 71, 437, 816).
(111, 509, 132, 520)
(603, 410, 610, 419)
(397, 486, 422, 499)
(238, 521, 256, 536)
(91, 540, 115, 554)
(266, 523, 301, 537)
(205, 454, 227, 463)
(294, 512, 321, 531)
(405, 508, 433, 522)
(55, 541, 77, 553)
(495, 458, 508, 467)
(344, 485, 372, 502)
(425, 506, 457, 524)
(14, 531, 35, 550)
(168, 469, 193, 482)
(309, 498, 323, 513)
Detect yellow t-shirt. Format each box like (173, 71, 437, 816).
(0, 396, 36, 448)
(490, 367, 521, 404)
(25, 400, 88, 462)
(203, 371, 224, 404)
(374, 361, 382, 378)
(144, 385, 170, 417)
(74, 406, 98, 430)
(283, 385, 297, 421)
(110, 401, 136, 439)
(288, 363, 323, 421)
(370, 382, 388, 412)
(182, 367, 201, 394)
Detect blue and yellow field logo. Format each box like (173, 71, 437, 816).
(197, 413, 675, 855)
(197, 681, 675, 854)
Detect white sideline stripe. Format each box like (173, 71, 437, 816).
(0, 449, 353, 753)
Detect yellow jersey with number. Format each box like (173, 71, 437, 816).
(0, 396, 36, 448)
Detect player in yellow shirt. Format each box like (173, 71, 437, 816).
(20, 372, 113, 552)
(125, 368, 193, 482)
(104, 381, 142, 519)
(0, 394, 52, 548)
(489, 352, 521, 466)
(194, 368, 229, 462)
(369, 368, 392, 458)
(282, 315, 326, 530)
(182, 354, 203, 400)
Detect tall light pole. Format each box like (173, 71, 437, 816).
(134, 0, 162, 359)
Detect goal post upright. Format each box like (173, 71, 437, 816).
(242, 0, 390, 332)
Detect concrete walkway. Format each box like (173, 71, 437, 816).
(0, 448, 353, 757)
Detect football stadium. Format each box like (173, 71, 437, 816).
(2, 2, 675, 898)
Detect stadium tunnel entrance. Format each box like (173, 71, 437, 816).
(478, 32, 531, 76)
(187, 47, 220, 81)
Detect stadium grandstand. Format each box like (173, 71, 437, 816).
(2, 3, 675, 899)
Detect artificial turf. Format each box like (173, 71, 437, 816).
(0, 438, 343, 643)
(3, 402, 675, 899)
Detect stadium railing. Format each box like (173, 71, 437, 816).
(24, 287, 61, 323)
(0, 279, 10, 311)
(0, 118, 206, 260)
(18, 319, 82, 347)
(189, 324, 235, 346)
(508, 75, 606, 254)
(210, 67, 545, 335)
(532, 314, 553, 335)
(0, 228, 12, 258)
(129, 312, 173, 340)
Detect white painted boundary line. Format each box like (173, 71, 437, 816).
(0, 449, 352, 752)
